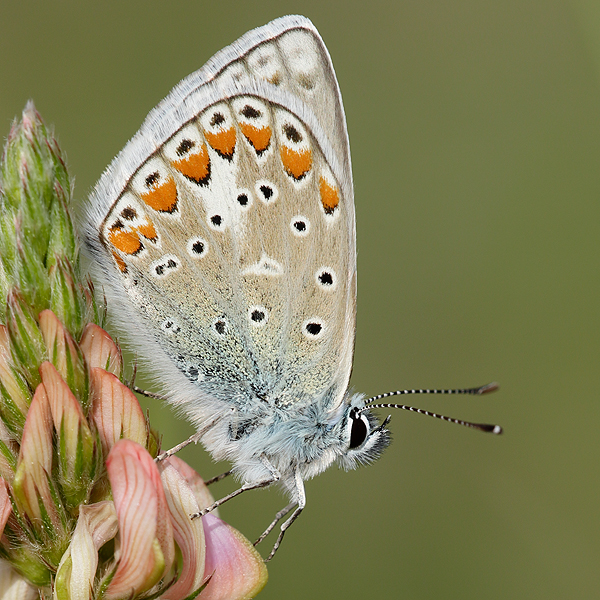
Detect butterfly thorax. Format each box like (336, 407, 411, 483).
(195, 390, 389, 490)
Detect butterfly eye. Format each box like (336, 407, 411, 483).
(348, 410, 369, 450)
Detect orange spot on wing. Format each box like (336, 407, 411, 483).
(140, 176, 178, 213)
(280, 147, 312, 180)
(319, 177, 339, 214)
(171, 143, 210, 183)
(107, 227, 142, 255)
(136, 221, 157, 241)
(205, 128, 236, 158)
(239, 124, 271, 153)
(112, 252, 128, 273)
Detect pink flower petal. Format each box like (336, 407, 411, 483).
(164, 456, 216, 514)
(38, 310, 83, 388)
(199, 514, 268, 600)
(81, 501, 119, 550)
(90, 368, 147, 456)
(40, 362, 87, 459)
(106, 440, 174, 599)
(79, 323, 122, 376)
(160, 464, 205, 600)
(0, 325, 29, 416)
(13, 383, 61, 528)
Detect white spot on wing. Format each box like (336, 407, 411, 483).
(315, 267, 337, 291)
(187, 236, 208, 258)
(290, 215, 310, 237)
(277, 29, 322, 91)
(255, 180, 278, 204)
(246, 42, 285, 84)
(248, 305, 269, 327)
(243, 252, 283, 277)
(303, 317, 325, 339)
(150, 254, 180, 279)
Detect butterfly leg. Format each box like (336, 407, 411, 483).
(204, 470, 233, 486)
(254, 502, 296, 546)
(155, 431, 202, 462)
(156, 408, 235, 462)
(265, 471, 306, 562)
(191, 457, 281, 519)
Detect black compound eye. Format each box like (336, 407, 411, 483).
(349, 412, 369, 449)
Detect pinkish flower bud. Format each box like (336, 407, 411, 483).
(12, 382, 68, 571)
(90, 368, 147, 457)
(13, 383, 61, 529)
(105, 440, 174, 599)
(79, 323, 122, 377)
(39, 362, 95, 508)
(39, 310, 86, 406)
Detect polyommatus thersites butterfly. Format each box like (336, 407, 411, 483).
(83, 15, 501, 560)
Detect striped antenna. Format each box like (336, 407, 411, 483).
(361, 382, 502, 434)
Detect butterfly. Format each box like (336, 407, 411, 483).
(83, 15, 501, 561)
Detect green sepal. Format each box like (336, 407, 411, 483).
(0, 379, 27, 437)
(5, 545, 53, 587)
(49, 259, 86, 342)
(14, 237, 51, 319)
(57, 416, 95, 511)
(45, 325, 88, 408)
(47, 192, 77, 268)
(53, 553, 71, 600)
(0, 439, 17, 473)
(6, 292, 46, 390)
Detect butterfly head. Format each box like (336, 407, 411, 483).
(333, 394, 391, 471)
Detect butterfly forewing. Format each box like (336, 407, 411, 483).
(97, 21, 356, 413)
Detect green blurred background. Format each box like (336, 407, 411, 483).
(2, 1, 600, 598)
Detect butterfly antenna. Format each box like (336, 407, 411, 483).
(361, 382, 502, 434)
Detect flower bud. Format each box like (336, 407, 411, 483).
(105, 440, 174, 599)
(40, 362, 96, 509)
(79, 324, 122, 378)
(54, 501, 118, 600)
(5, 291, 46, 390)
(13, 383, 67, 569)
(49, 259, 87, 342)
(39, 310, 87, 407)
(90, 369, 148, 457)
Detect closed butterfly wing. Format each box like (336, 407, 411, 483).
(84, 15, 356, 426)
